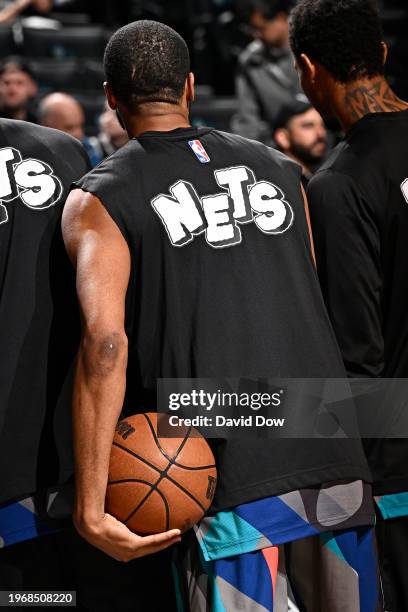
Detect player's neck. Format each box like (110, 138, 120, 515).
(124, 103, 191, 138)
(334, 76, 408, 133)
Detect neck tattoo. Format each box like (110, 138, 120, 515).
(344, 79, 407, 123)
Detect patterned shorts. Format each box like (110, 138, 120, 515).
(173, 526, 381, 612)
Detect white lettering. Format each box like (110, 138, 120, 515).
(14, 159, 62, 210)
(249, 181, 294, 234)
(215, 166, 254, 222)
(202, 193, 240, 247)
(151, 180, 206, 246)
(151, 167, 294, 249)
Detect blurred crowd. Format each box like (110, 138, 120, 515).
(0, 59, 129, 166)
(0, 0, 406, 177)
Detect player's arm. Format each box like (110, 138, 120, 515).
(62, 189, 181, 561)
(307, 171, 383, 377)
(301, 183, 316, 267)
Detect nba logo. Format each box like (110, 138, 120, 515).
(188, 139, 211, 163)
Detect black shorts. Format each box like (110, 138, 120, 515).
(0, 524, 176, 612)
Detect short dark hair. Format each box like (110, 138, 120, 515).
(289, 0, 384, 83)
(236, 0, 295, 23)
(274, 96, 313, 129)
(104, 20, 190, 108)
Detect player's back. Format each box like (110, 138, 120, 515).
(79, 126, 344, 381)
(307, 110, 408, 499)
(0, 119, 90, 504)
(77, 126, 371, 510)
(310, 109, 408, 377)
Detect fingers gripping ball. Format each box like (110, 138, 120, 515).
(106, 413, 217, 534)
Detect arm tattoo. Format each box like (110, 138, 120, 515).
(344, 79, 406, 122)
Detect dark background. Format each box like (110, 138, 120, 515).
(1, 0, 407, 134)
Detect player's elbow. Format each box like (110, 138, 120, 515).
(81, 329, 128, 378)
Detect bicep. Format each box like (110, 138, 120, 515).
(62, 189, 131, 335)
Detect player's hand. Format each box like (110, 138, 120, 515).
(73, 512, 181, 562)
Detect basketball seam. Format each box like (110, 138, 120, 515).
(115, 478, 170, 531)
(110, 443, 208, 515)
(109, 478, 160, 485)
(169, 460, 216, 471)
(164, 473, 207, 513)
(143, 413, 192, 465)
(109, 476, 207, 514)
(112, 441, 162, 473)
(142, 415, 213, 512)
(113, 441, 215, 471)
(111, 440, 169, 528)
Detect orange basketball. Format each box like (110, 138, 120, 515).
(106, 413, 217, 534)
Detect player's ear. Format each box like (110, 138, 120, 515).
(381, 41, 388, 66)
(274, 128, 290, 151)
(300, 53, 317, 83)
(186, 72, 195, 104)
(104, 82, 117, 110)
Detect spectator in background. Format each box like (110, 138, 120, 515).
(97, 105, 128, 157)
(39, 92, 103, 166)
(0, 0, 52, 23)
(231, 0, 301, 143)
(0, 60, 38, 122)
(39, 92, 84, 140)
(273, 97, 328, 186)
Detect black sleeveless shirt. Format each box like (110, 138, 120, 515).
(76, 126, 371, 511)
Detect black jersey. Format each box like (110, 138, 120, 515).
(307, 110, 408, 495)
(76, 126, 370, 511)
(0, 119, 90, 505)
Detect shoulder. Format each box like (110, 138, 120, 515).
(311, 123, 389, 198)
(213, 129, 302, 178)
(307, 168, 364, 224)
(308, 166, 356, 196)
(33, 123, 90, 167)
(0, 118, 90, 174)
(1, 118, 78, 150)
(238, 40, 265, 68)
(62, 187, 128, 264)
(322, 118, 394, 180)
(76, 140, 136, 188)
(310, 136, 366, 187)
(72, 141, 142, 224)
(214, 129, 299, 166)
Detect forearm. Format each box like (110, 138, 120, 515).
(73, 330, 128, 526)
(0, 0, 31, 23)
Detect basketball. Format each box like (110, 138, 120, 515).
(106, 413, 217, 535)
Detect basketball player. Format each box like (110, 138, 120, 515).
(0, 117, 180, 612)
(0, 120, 89, 584)
(290, 0, 408, 609)
(63, 21, 379, 611)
